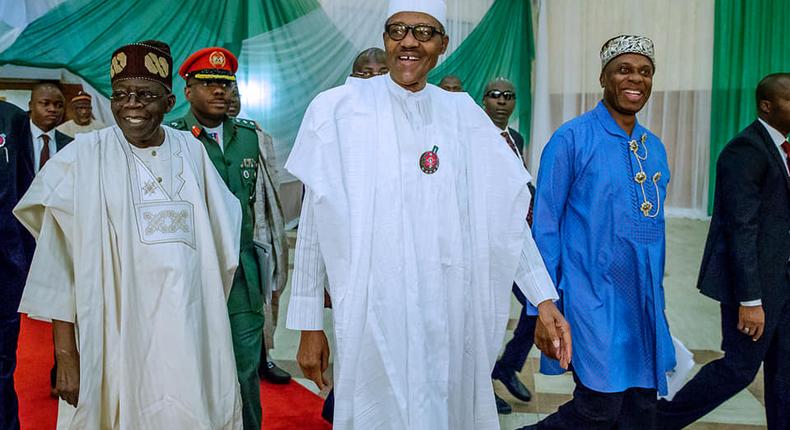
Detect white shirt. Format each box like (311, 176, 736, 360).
(205, 124, 224, 152)
(759, 118, 789, 173)
(30, 120, 58, 174)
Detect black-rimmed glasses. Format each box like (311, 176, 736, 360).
(485, 90, 516, 101)
(385, 23, 444, 42)
(109, 90, 165, 105)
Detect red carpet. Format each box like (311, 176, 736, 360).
(15, 316, 332, 430)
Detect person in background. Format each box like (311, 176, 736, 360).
(56, 91, 106, 137)
(28, 83, 71, 175)
(350, 47, 388, 78)
(439, 74, 463, 92)
(657, 73, 790, 430)
(482, 77, 536, 415)
(170, 46, 288, 430)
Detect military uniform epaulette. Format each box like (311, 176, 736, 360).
(233, 117, 257, 131)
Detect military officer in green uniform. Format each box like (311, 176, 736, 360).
(171, 47, 288, 430)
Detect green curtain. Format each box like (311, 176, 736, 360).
(0, 0, 319, 119)
(428, 0, 534, 142)
(708, 0, 790, 213)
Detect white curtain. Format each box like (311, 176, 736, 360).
(529, 0, 714, 217)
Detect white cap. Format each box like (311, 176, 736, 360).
(386, 0, 447, 28)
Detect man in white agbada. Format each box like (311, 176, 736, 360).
(14, 40, 243, 430)
(285, 1, 572, 428)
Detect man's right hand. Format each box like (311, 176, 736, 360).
(534, 300, 572, 369)
(297, 330, 330, 390)
(55, 351, 80, 407)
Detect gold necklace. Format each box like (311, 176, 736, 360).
(628, 133, 661, 218)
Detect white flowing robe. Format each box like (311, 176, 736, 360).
(15, 126, 243, 430)
(286, 75, 557, 430)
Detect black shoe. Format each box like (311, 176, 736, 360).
(258, 360, 292, 384)
(496, 368, 532, 402)
(516, 425, 538, 430)
(496, 394, 512, 415)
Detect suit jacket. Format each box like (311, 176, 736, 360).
(697, 120, 790, 318)
(508, 126, 525, 154)
(0, 102, 35, 312)
(26, 115, 73, 172)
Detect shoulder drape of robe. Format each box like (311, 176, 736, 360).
(16, 126, 243, 430)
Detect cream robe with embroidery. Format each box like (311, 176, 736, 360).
(15, 126, 243, 430)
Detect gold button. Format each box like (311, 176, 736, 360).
(156, 177, 162, 183)
(151, 150, 157, 156)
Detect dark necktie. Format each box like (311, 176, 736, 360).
(39, 134, 50, 169)
(781, 141, 790, 175)
(501, 131, 519, 157)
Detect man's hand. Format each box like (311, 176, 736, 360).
(737, 305, 765, 342)
(55, 350, 80, 407)
(534, 300, 572, 369)
(52, 319, 79, 406)
(297, 330, 330, 390)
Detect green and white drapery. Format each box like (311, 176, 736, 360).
(708, 0, 790, 213)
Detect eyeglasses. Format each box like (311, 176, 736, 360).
(385, 23, 444, 42)
(189, 80, 233, 89)
(110, 90, 165, 105)
(485, 90, 516, 101)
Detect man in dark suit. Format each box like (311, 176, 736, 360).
(28, 83, 72, 174)
(0, 100, 36, 430)
(483, 77, 536, 415)
(27, 82, 73, 397)
(657, 72, 790, 430)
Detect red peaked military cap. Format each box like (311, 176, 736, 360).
(178, 47, 237, 81)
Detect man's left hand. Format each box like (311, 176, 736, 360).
(534, 300, 572, 369)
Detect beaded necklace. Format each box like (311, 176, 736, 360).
(629, 133, 662, 218)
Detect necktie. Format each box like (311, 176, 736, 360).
(39, 134, 50, 169)
(501, 131, 520, 157)
(781, 140, 790, 175)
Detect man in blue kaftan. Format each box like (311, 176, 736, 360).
(519, 35, 676, 430)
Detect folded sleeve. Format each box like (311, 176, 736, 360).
(286, 188, 328, 330)
(15, 154, 78, 322)
(514, 219, 559, 306)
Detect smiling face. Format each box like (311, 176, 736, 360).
(600, 53, 654, 118)
(110, 79, 174, 148)
(29, 84, 65, 132)
(383, 12, 448, 92)
(483, 80, 516, 129)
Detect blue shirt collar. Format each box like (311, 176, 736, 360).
(592, 100, 643, 139)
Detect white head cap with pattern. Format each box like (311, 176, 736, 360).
(600, 35, 656, 70)
(386, 0, 447, 29)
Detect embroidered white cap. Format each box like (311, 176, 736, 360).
(600, 35, 656, 69)
(386, 0, 447, 28)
